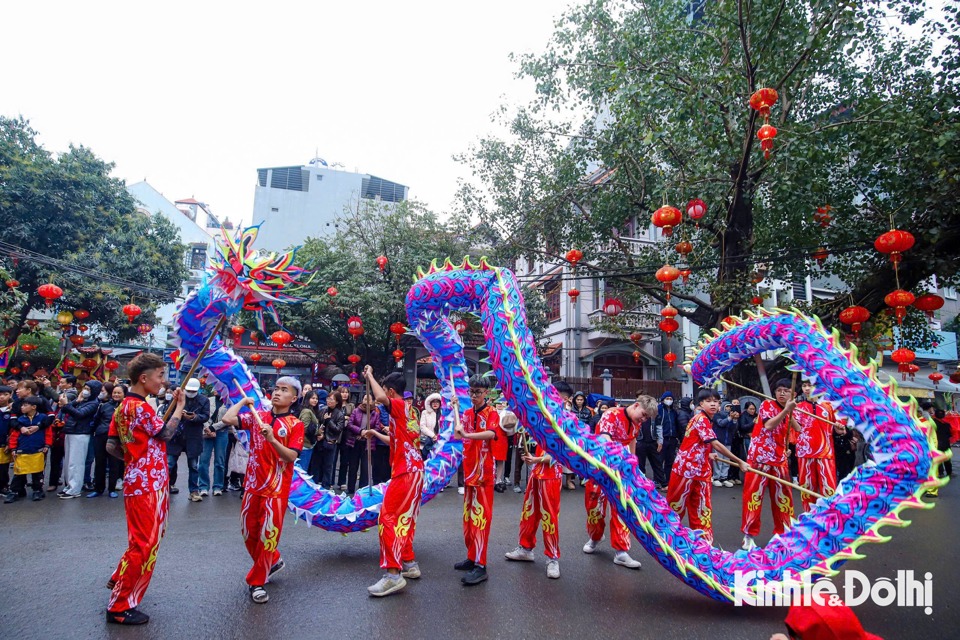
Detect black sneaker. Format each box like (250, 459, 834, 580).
(169, 486, 180, 494)
(267, 558, 285, 583)
(106, 608, 150, 625)
(3, 493, 17, 504)
(454, 559, 476, 571)
(461, 565, 488, 586)
(31, 491, 45, 501)
(494, 482, 506, 493)
(249, 585, 269, 603)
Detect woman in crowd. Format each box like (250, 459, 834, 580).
(314, 391, 345, 488)
(419, 393, 441, 460)
(336, 386, 356, 490)
(298, 390, 322, 471)
(89, 383, 125, 498)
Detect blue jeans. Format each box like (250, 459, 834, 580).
(168, 453, 200, 494)
(199, 430, 229, 492)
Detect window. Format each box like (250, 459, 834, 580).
(316, 174, 323, 181)
(257, 169, 267, 187)
(189, 246, 206, 271)
(944, 287, 958, 301)
(546, 280, 561, 322)
(269, 167, 309, 192)
(270, 207, 279, 213)
(361, 176, 406, 203)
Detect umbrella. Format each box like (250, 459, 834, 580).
(332, 373, 350, 383)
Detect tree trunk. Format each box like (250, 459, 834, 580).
(5, 296, 35, 348)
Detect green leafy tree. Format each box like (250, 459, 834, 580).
(0, 117, 189, 346)
(456, 0, 960, 346)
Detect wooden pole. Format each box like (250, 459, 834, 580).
(717, 375, 848, 430)
(715, 456, 825, 500)
(163, 315, 227, 422)
(233, 379, 268, 433)
(364, 377, 374, 495)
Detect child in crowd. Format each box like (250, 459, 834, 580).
(4, 395, 52, 502)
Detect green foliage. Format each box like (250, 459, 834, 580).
(0, 117, 189, 345)
(456, 0, 960, 339)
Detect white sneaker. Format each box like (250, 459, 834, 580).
(712, 480, 722, 487)
(613, 552, 641, 569)
(213, 489, 223, 496)
(582, 537, 603, 554)
(722, 480, 734, 488)
(401, 561, 421, 579)
(199, 490, 209, 497)
(505, 546, 535, 562)
(457, 487, 465, 495)
(513, 485, 522, 493)
(368, 573, 407, 597)
(546, 559, 560, 579)
(741, 535, 757, 551)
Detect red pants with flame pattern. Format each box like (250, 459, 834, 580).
(463, 483, 494, 566)
(519, 477, 561, 559)
(666, 475, 713, 543)
(241, 491, 287, 586)
(379, 471, 423, 570)
(741, 462, 794, 537)
(798, 457, 837, 512)
(584, 480, 632, 552)
(108, 489, 168, 612)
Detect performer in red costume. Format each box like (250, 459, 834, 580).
(582, 394, 658, 569)
(667, 388, 748, 544)
(795, 380, 837, 512)
(222, 377, 304, 604)
(454, 374, 499, 586)
(105, 353, 186, 625)
(504, 436, 563, 579)
(741, 378, 799, 551)
(362, 366, 425, 597)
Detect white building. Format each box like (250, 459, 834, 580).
(251, 157, 408, 252)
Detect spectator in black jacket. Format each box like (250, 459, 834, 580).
(655, 391, 680, 488)
(89, 383, 125, 498)
(676, 396, 693, 433)
(167, 378, 210, 502)
(59, 380, 101, 499)
(711, 403, 736, 487)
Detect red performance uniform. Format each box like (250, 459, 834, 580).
(584, 407, 638, 552)
(742, 400, 795, 537)
(107, 394, 169, 614)
(379, 398, 424, 571)
(795, 400, 837, 512)
(667, 412, 717, 543)
(238, 409, 304, 587)
(518, 444, 562, 558)
(461, 402, 499, 566)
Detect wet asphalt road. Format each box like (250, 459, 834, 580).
(0, 464, 957, 640)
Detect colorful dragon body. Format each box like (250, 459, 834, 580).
(179, 229, 947, 601)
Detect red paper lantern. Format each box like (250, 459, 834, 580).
(5, 279, 19, 289)
(565, 249, 583, 266)
(73, 309, 90, 321)
(20, 361, 30, 370)
(660, 305, 679, 319)
(839, 306, 871, 336)
(346, 316, 364, 338)
(655, 265, 681, 294)
(674, 241, 693, 256)
(913, 293, 944, 318)
(81, 358, 98, 370)
(78, 324, 89, 333)
(69, 335, 85, 347)
(929, 372, 944, 387)
(250, 353, 262, 363)
(950, 370, 960, 385)
(811, 247, 829, 266)
(327, 286, 339, 297)
(749, 87, 779, 119)
(906, 363, 920, 379)
(679, 268, 691, 285)
(568, 288, 580, 301)
(26, 319, 40, 329)
(629, 332, 643, 344)
(271, 330, 293, 348)
(62, 359, 76, 371)
(632, 350, 641, 364)
(453, 318, 468, 335)
(231, 325, 246, 346)
(757, 124, 778, 160)
(891, 347, 916, 380)
(884, 289, 916, 325)
(686, 199, 707, 221)
(751, 296, 763, 305)
(392, 349, 404, 362)
(602, 298, 623, 317)
(874, 229, 915, 264)
(376, 255, 388, 272)
(104, 360, 120, 372)
(38, 283, 63, 307)
(721, 316, 737, 327)
(122, 303, 142, 323)
(271, 358, 286, 373)
(390, 322, 406, 338)
(9, 367, 20, 375)
(659, 318, 680, 337)
(652, 205, 683, 236)
(347, 354, 361, 365)
(814, 205, 832, 228)
(21, 344, 37, 353)
(137, 323, 153, 335)
(664, 352, 678, 368)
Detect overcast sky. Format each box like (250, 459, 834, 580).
(2, 1, 572, 226)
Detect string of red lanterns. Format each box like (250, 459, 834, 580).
(749, 87, 779, 160)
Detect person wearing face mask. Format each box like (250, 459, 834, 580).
(58, 380, 102, 498)
(89, 383, 126, 498)
(655, 391, 680, 489)
(167, 378, 210, 501)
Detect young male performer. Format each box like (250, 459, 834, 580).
(795, 380, 837, 512)
(362, 366, 424, 597)
(105, 353, 186, 625)
(741, 378, 798, 551)
(504, 438, 562, 578)
(222, 377, 305, 604)
(667, 388, 748, 544)
(454, 374, 499, 586)
(582, 394, 657, 569)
